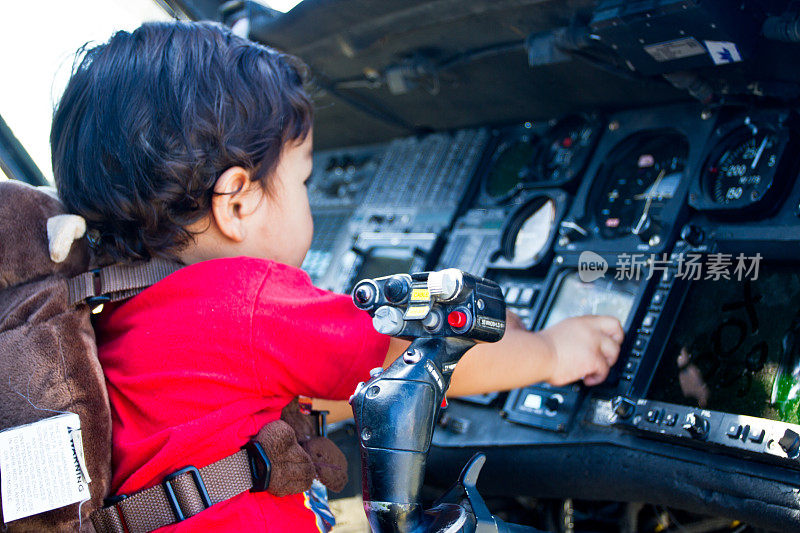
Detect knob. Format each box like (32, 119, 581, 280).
(778, 429, 800, 458)
(682, 412, 710, 440)
(422, 308, 442, 331)
(612, 396, 636, 420)
(428, 269, 463, 301)
(384, 276, 409, 303)
(403, 348, 423, 364)
(680, 224, 705, 247)
(544, 396, 562, 413)
(372, 306, 405, 335)
(353, 283, 376, 308)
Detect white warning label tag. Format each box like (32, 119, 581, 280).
(0, 413, 90, 523)
(644, 37, 706, 62)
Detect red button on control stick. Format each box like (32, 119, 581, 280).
(447, 310, 468, 328)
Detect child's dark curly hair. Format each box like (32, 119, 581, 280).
(51, 21, 313, 263)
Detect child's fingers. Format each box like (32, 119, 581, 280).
(599, 335, 621, 365)
(583, 373, 605, 387)
(583, 357, 611, 386)
(592, 315, 625, 343)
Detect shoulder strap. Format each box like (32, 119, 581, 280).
(66, 258, 183, 306)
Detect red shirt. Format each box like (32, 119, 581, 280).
(95, 257, 389, 531)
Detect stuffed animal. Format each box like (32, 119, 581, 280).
(0, 180, 108, 532)
(281, 398, 348, 493)
(0, 181, 349, 532)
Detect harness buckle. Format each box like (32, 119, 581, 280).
(297, 398, 329, 438)
(312, 410, 329, 438)
(162, 465, 211, 521)
(86, 268, 111, 310)
(102, 493, 128, 507)
(243, 441, 272, 492)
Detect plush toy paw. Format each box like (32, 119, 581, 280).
(254, 419, 316, 497)
(280, 397, 349, 492)
(300, 436, 348, 493)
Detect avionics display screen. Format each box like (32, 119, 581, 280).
(542, 271, 639, 330)
(354, 247, 415, 282)
(648, 268, 800, 424)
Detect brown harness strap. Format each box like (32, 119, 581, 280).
(91, 447, 264, 533)
(66, 258, 183, 306)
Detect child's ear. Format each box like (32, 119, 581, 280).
(211, 166, 261, 242)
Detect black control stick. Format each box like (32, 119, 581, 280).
(350, 269, 537, 532)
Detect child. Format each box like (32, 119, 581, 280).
(51, 21, 623, 532)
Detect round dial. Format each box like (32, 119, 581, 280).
(535, 115, 599, 184)
(484, 130, 539, 201)
(594, 132, 689, 239)
(703, 127, 783, 207)
(501, 196, 556, 266)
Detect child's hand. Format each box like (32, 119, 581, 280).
(537, 315, 624, 387)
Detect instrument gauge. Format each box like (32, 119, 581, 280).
(509, 198, 556, 265)
(535, 115, 601, 185)
(489, 191, 567, 270)
(483, 126, 540, 202)
(593, 131, 689, 240)
(701, 125, 788, 209)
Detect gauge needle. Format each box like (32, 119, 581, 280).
(633, 168, 666, 235)
(751, 136, 768, 169)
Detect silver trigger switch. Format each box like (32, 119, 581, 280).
(428, 268, 463, 301)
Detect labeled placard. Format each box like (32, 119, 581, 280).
(0, 413, 90, 523)
(644, 37, 706, 62)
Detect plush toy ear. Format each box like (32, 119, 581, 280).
(47, 214, 87, 263)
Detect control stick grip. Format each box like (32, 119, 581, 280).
(351, 337, 475, 533)
(350, 269, 506, 532)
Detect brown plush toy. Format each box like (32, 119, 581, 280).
(281, 398, 349, 493)
(0, 181, 345, 532)
(0, 180, 109, 532)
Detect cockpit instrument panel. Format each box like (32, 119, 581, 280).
(540, 271, 639, 331)
(592, 131, 688, 243)
(295, 96, 800, 530)
(534, 114, 603, 188)
(486, 190, 569, 271)
(476, 115, 602, 207)
(556, 104, 718, 256)
(690, 110, 799, 216)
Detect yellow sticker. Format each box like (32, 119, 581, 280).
(404, 304, 431, 320)
(411, 288, 431, 302)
